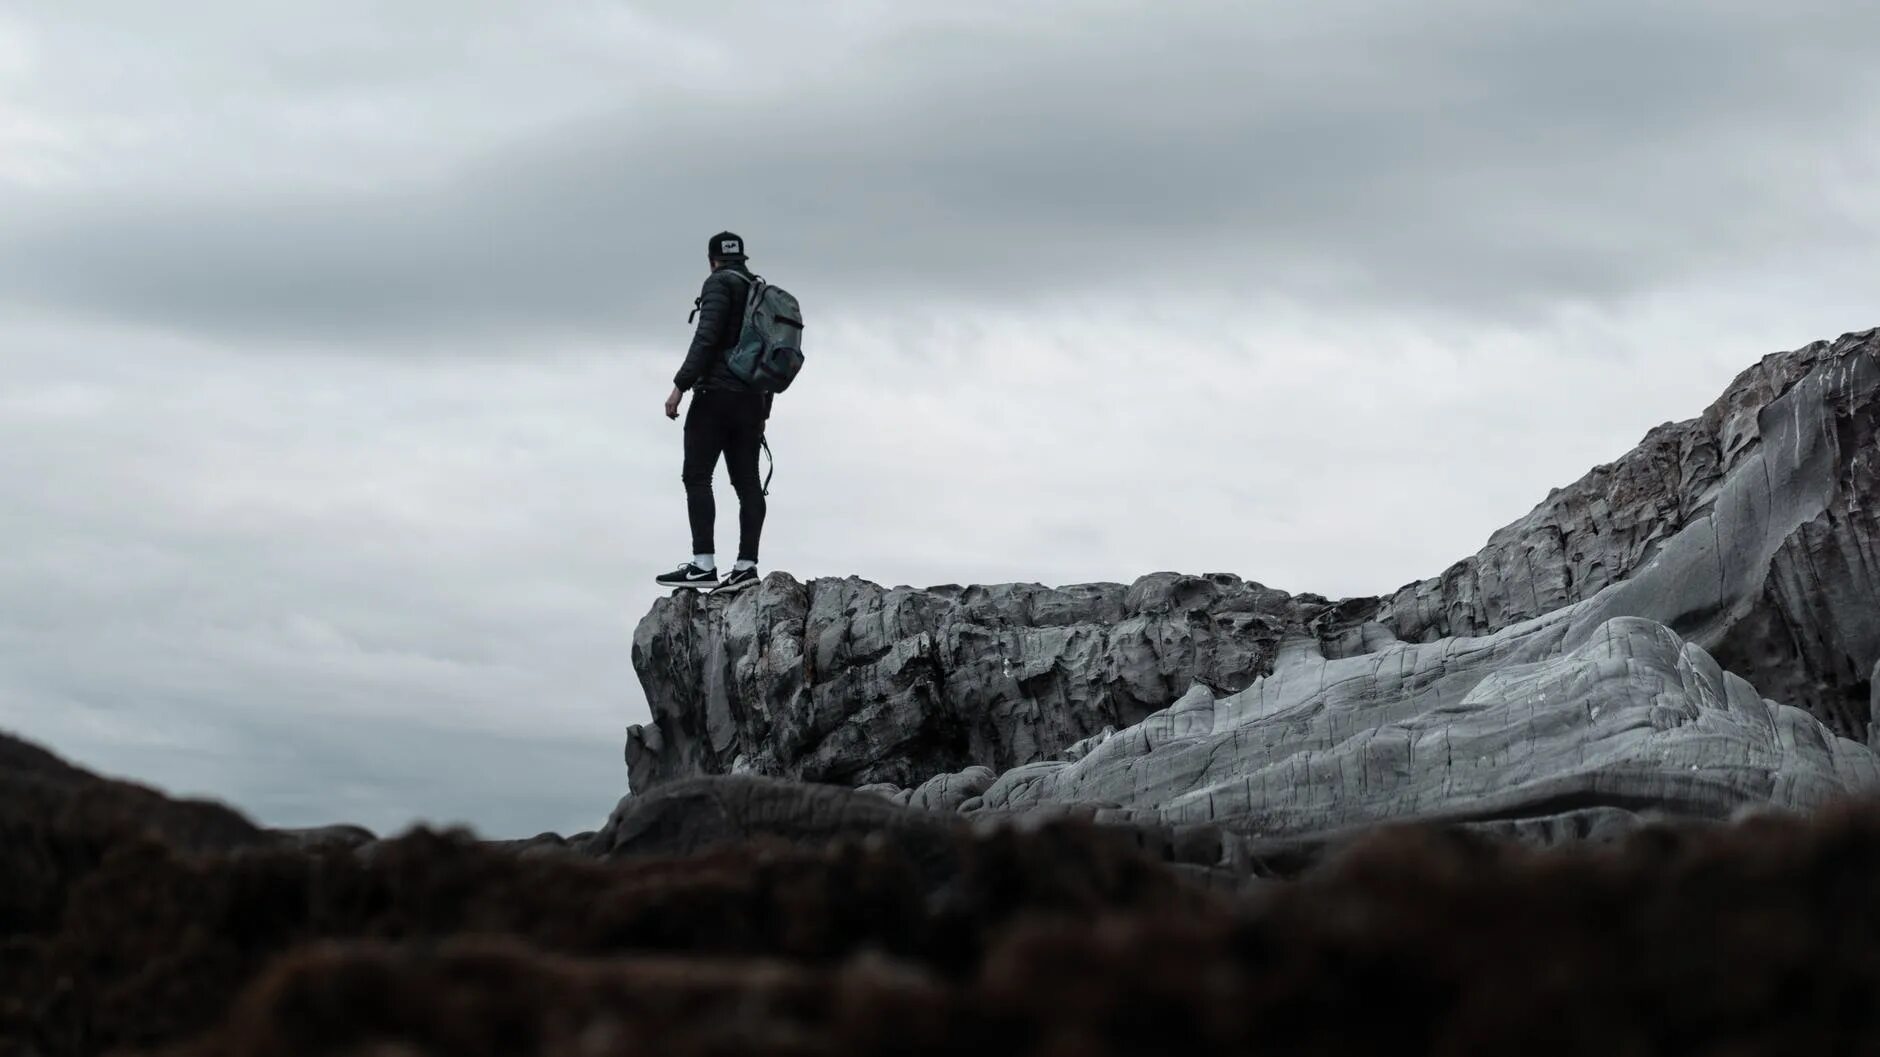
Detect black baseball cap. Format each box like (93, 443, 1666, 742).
(708, 231, 748, 261)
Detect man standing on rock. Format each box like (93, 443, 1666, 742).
(658, 232, 768, 595)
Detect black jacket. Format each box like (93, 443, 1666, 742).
(674, 264, 756, 394)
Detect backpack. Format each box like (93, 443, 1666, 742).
(724, 274, 805, 394)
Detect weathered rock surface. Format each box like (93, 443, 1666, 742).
(627, 328, 1880, 843)
(924, 616, 1877, 838)
(628, 573, 1297, 791)
(1367, 327, 1880, 733)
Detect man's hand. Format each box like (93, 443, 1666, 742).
(665, 387, 683, 420)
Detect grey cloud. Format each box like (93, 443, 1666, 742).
(2, 2, 1877, 345)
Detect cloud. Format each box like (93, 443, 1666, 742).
(0, 2, 1875, 344)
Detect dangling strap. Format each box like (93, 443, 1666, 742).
(761, 434, 774, 496)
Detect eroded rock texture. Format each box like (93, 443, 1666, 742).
(939, 616, 1878, 840)
(1369, 327, 1880, 731)
(628, 573, 1296, 791)
(628, 328, 1880, 841)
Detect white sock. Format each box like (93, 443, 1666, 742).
(692, 554, 715, 572)
(734, 559, 757, 572)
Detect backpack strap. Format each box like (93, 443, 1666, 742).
(760, 434, 774, 496)
(687, 270, 763, 324)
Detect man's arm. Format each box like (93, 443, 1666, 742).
(672, 272, 741, 392)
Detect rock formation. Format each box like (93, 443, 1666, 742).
(628, 573, 1297, 790)
(1367, 328, 1880, 735)
(624, 328, 1880, 847)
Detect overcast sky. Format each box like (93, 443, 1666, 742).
(2, 1, 1876, 837)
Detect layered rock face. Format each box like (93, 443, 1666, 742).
(626, 328, 1880, 843)
(1366, 328, 1880, 732)
(628, 574, 1297, 790)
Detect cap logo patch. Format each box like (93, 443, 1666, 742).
(720, 239, 742, 254)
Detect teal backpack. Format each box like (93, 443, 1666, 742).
(725, 274, 806, 393)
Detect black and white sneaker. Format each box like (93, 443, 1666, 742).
(656, 563, 719, 589)
(713, 566, 760, 594)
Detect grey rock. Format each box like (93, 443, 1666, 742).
(1059, 726, 1118, 763)
(908, 765, 997, 812)
(1370, 327, 1880, 735)
(276, 824, 377, 850)
(479, 831, 587, 859)
(590, 774, 967, 868)
(624, 328, 1880, 844)
(627, 572, 1298, 792)
(1872, 658, 1880, 751)
(854, 781, 910, 805)
(956, 616, 1878, 837)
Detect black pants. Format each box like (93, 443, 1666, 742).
(682, 390, 767, 562)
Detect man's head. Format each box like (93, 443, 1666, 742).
(708, 231, 748, 269)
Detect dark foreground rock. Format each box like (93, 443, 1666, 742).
(0, 729, 277, 946)
(7, 732, 1880, 1056)
(0, 732, 1202, 1055)
(627, 328, 1880, 843)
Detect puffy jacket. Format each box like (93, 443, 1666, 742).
(673, 264, 756, 394)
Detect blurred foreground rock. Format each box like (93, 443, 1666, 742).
(7, 728, 1880, 1056)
